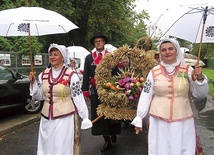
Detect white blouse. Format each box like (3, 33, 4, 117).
(131, 64, 209, 128)
(30, 66, 92, 129)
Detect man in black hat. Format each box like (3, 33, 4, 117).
(82, 32, 121, 152)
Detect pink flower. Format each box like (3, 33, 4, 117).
(129, 96, 134, 100)
(118, 79, 125, 86)
(124, 83, 130, 90)
(124, 76, 131, 83)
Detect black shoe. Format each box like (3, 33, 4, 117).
(101, 136, 111, 152)
(101, 141, 111, 152)
(111, 135, 117, 143)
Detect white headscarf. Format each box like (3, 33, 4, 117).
(158, 38, 186, 65)
(48, 43, 70, 66)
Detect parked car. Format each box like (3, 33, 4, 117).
(0, 64, 43, 114)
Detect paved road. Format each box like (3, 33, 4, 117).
(0, 114, 148, 155)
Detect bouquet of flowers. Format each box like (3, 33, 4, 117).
(102, 68, 145, 102)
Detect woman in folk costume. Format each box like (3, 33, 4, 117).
(29, 43, 92, 155)
(69, 58, 83, 84)
(131, 38, 209, 155)
(82, 32, 121, 152)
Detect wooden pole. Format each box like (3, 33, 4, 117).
(92, 114, 104, 124)
(25, 0, 29, 6)
(197, 22, 205, 65)
(197, 6, 208, 64)
(192, 6, 208, 81)
(28, 25, 34, 73)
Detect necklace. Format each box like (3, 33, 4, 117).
(49, 66, 66, 84)
(162, 65, 178, 76)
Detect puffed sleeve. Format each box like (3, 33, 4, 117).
(131, 71, 155, 128)
(70, 73, 92, 129)
(29, 73, 44, 101)
(188, 67, 209, 98)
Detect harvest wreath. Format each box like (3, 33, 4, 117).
(95, 45, 157, 121)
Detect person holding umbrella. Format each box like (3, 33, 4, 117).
(69, 58, 83, 85)
(131, 38, 209, 155)
(28, 43, 92, 155)
(82, 32, 121, 152)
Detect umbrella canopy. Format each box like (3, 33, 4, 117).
(67, 46, 90, 58)
(157, 5, 214, 43)
(67, 46, 90, 70)
(92, 44, 117, 53)
(104, 44, 117, 52)
(0, 7, 78, 36)
(0, 7, 78, 72)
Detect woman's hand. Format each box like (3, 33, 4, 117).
(192, 64, 203, 81)
(29, 72, 36, 84)
(134, 127, 142, 134)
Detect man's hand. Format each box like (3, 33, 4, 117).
(84, 96, 89, 102)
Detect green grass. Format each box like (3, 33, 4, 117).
(203, 68, 214, 96)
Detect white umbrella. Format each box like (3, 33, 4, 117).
(157, 5, 214, 64)
(157, 5, 214, 43)
(0, 7, 78, 36)
(0, 7, 79, 71)
(67, 46, 90, 70)
(67, 46, 90, 58)
(104, 44, 117, 52)
(92, 44, 117, 53)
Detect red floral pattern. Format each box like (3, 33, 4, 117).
(58, 79, 68, 86)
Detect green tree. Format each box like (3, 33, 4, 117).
(38, 0, 148, 49)
(0, 0, 149, 53)
(192, 43, 214, 60)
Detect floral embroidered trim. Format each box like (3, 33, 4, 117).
(71, 81, 82, 97)
(143, 79, 152, 93)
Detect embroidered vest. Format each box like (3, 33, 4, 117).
(149, 64, 193, 122)
(41, 67, 76, 119)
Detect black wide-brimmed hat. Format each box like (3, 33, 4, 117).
(90, 32, 108, 45)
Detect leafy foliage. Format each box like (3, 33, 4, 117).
(203, 68, 214, 95)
